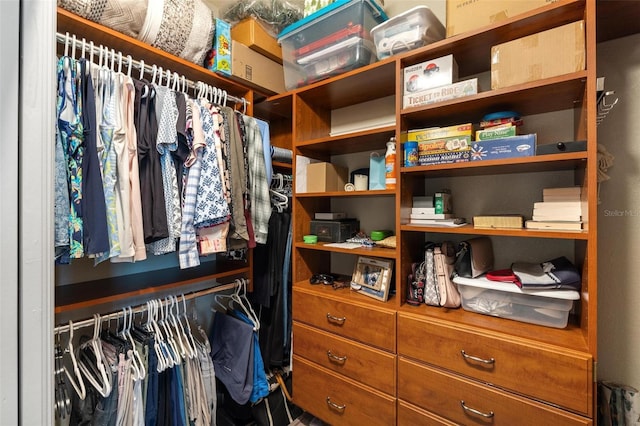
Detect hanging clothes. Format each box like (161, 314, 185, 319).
(242, 115, 271, 245)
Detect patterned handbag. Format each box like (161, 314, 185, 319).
(58, 0, 148, 38)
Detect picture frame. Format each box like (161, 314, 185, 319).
(351, 256, 394, 302)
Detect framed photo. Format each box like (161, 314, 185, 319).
(351, 256, 394, 302)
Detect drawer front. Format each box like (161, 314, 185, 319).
(398, 400, 458, 426)
(397, 314, 592, 415)
(398, 357, 592, 426)
(293, 288, 396, 351)
(292, 355, 396, 426)
(293, 321, 396, 395)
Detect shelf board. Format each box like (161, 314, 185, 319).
(272, 161, 292, 170)
(398, 0, 586, 77)
(401, 151, 587, 177)
(294, 242, 397, 259)
(401, 72, 587, 126)
(597, 0, 640, 43)
(55, 261, 249, 313)
(295, 126, 397, 155)
(296, 189, 395, 198)
(293, 59, 397, 110)
(254, 92, 293, 120)
(56, 8, 252, 100)
(397, 304, 588, 353)
(401, 224, 589, 240)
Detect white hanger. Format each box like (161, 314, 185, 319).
(168, 296, 189, 360)
(179, 294, 198, 359)
(64, 32, 70, 57)
(62, 321, 86, 400)
(181, 76, 187, 94)
(165, 69, 171, 88)
(162, 298, 183, 364)
(222, 90, 228, 107)
(80, 38, 86, 60)
(78, 314, 112, 397)
(171, 72, 179, 92)
(139, 59, 145, 80)
(126, 55, 133, 77)
(110, 49, 116, 72)
(71, 34, 77, 60)
(238, 278, 260, 330)
(97, 44, 103, 68)
(117, 51, 123, 74)
(89, 41, 94, 64)
(119, 308, 143, 381)
(149, 300, 170, 372)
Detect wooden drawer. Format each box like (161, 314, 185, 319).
(398, 400, 458, 425)
(397, 313, 592, 415)
(293, 288, 396, 351)
(398, 357, 592, 426)
(292, 355, 396, 426)
(293, 321, 396, 395)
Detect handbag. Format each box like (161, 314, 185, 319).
(368, 152, 386, 190)
(406, 262, 425, 306)
(58, 0, 148, 38)
(433, 241, 461, 308)
(454, 236, 494, 278)
(510, 256, 581, 290)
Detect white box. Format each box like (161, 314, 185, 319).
(403, 78, 477, 109)
(403, 54, 458, 94)
(453, 276, 579, 328)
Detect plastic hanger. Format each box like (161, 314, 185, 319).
(168, 296, 189, 360)
(150, 300, 171, 371)
(78, 314, 112, 397)
(64, 32, 70, 57)
(179, 294, 198, 359)
(80, 38, 86, 60)
(71, 34, 77, 60)
(62, 321, 86, 400)
(89, 41, 94, 64)
(54, 338, 71, 419)
(126, 55, 133, 77)
(117, 51, 123, 74)
(139, 59, 145, 80)
(162, 298, 183, 364)
(119, 308, 143, 381)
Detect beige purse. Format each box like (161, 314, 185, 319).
(434, 242, 461, 308)
(57, 0, 148, 38)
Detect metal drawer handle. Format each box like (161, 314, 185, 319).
(460, 400, 494, 418)
(326, 313, 346, 324)
(461, 350, 495, 365)
(326, 396, 346, 412)
(327, 350, 347, 363)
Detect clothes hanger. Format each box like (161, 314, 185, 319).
(62, 320, 86, 400)
(167, 296, 188, 360)
(150, 299, 171, 371)
(71, 34, 77, 61)
(80, 38, 86, 60)
(117, 51, 123, 75)
(238, 278, 260, 330)
(119, 307, 143, 381)
(77, 314, 112, 397)
(178, 294, 198, 359)
(138, 59, 145, 80)
(89, 41, 94, 64)
(162, 297, 183, 364)
(156, 298, 179, 367)
(54, 336, 71, 419)
(126, 55, 133, 78)
(64, 32, 70, 58)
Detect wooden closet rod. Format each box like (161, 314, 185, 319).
(55, 31, 250, 107)
(53, 280, 244, 334)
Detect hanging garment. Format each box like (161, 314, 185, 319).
(172, 93, 190, 200)
(242, 115, 271, 245)
(210, 311, 254, 405)
(234, 113, 256, 248)
(255, 118, 273, 186)
(232, 310, 269, 404)
(54, 58, 71, 262)
(79, 58, 110, 257)
(57, 56, 85, 259)
(134, 79, 169, 243)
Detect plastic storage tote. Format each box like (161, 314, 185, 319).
(371, 5, 445, 59)
(278, 0, 388, 90)
(453, 276, 580, 328)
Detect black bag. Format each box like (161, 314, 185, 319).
(454, 237, 494, 278)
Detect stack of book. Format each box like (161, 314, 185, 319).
(408, 193, 466, 226)
(525, 187, 584, 230)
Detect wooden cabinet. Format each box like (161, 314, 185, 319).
(254, 1, 640, 424)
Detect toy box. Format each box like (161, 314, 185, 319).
(470, 134, 536, 161)
(403, 78, 477, 109)
(306, 162, 349, 192)
(278, 0, 387, 90)
(403, 54, 457, 94)
(370, 5, 444, 59)
(207, 18, 232, 76)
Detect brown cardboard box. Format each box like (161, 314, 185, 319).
(306, 162, 348, 192)
(446, 0, 554, 37)
(490, 20, 585, 90)
(231, 18, 283, 63)
(231, 40, 286, 94)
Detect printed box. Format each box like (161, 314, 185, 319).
(418, 135, 471, 153)
(475, 125, 517, 141)
(404, 123, 473, 143)
(470, 134, 537, 161)
(403, 54, 458, 94)
(419, 149, 471, 166)
(207, 18, 232, 76)
(403, 78, 477, 109)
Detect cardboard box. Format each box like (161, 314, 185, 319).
(419, 148, 471, 166)
(232, 40, 286, 94)
(491, 21, 585, 90)
(446, 0, 555, 37)
(403, 54, 458, 94)
(208, 18, 232, 76)
(306, 162, 349, 192)
(470, 134, 536, 161)
(404, 123, 473, 143)
(403, 78, 477, 109)
(418, 135, 471, 153)
(231, 18, 283, 64)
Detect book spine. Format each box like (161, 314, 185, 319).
(434, 192, 451, 214)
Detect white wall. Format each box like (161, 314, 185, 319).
(597, 33, 640, 390)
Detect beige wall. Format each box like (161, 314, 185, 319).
(597, 33, 640, 390)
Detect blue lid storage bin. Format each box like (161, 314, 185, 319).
(278, 0, 388, 90)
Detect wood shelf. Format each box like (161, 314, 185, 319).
(296, 189, 396, 198)
(401, 72, 587, 127)
(401, 224, 589, 240)
(255, 92, 294, 121)
(295, 126, 396, 156)
(55, 260, 249, 313)
(294, 242, 396, 259)
(401, 151, 587, 177)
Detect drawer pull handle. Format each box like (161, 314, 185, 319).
(326, 397, 346, 412)
(461, 350, 495, 365)
(460, 400, 494, 418)
(326, 313, 346, 324)
(327, 350, 347, 362)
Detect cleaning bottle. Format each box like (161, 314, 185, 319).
(385, 137, 397, 190)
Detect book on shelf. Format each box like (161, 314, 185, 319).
(542, 186, 582, 200)
(412, 196, 434, 208)
(411, 207, 436, 215)
(525, 220, 583, 231)
(532, 214, 582, 222)
(473, 215, 524, 229)
(409, 217, 466, 227)
(434, 191, 451, 214)
(410, 213, 453, 220)
(315, 212, 347, 220)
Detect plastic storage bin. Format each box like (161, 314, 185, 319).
(371, 5, 445, 59)
(278, 0, 388, 90)
(453, 276, 580, 328)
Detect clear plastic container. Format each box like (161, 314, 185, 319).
(371, 5, 445, 59)
(453, 276, 579, 328)
(278, 0, 387, 90)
